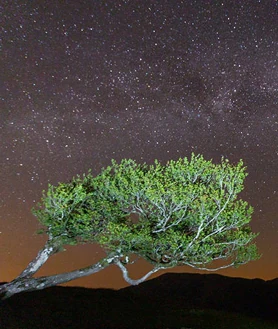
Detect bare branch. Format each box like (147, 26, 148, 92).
(114, 260, 167, 285)
(184, 261, 236, 271)
(15, 240, 57, 280)
(0, 254, 118, 300)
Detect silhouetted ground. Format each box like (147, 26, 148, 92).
(0, 273, 277, 329)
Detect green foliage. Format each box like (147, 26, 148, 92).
(32, 153, 260, 269)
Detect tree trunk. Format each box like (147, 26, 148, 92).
(0, 254, 118, 300)
(16, 239, 58, 280)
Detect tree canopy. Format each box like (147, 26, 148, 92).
(0, 153, 260, 299)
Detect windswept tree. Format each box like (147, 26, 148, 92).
(0, 154, 260, 300)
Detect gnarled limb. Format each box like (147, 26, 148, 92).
(15, 239, 59, 280)
(0, 253, 118, 300)
(114, 259, 168, 285)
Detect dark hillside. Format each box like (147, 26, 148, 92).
(118, 273, 278, 320)
(0, 274, 277, 329)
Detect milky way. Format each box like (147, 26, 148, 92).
(1, 0, 277, 287)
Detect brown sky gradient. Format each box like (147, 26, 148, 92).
(1, 0, 277, 288)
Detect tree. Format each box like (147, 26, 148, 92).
(0, 154, 260, 300)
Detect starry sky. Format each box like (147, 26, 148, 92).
(1, 0, 277, 289)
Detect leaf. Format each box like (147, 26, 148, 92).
(32, 153, 259, 271)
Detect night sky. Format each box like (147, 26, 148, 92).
(1, 1, 277, 289)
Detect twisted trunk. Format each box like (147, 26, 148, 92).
(0, 255, 118, 300)
(0, 236, 120, 300)
(0, 255, 116, 300)
(16, 240, 59, 280)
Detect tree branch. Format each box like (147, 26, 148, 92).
(15, 239, 58, 280)
(0, 254, 118, 300)
(114, 260, 167, 285)
(184, 261, 236, 271)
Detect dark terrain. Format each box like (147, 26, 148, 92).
(0, 273, 277, 329)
